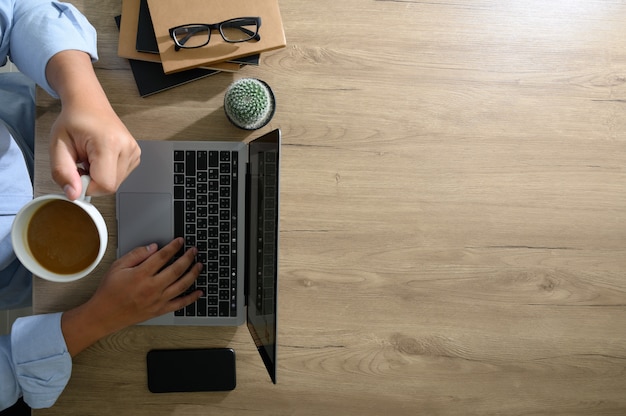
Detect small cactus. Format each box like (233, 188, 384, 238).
(224, 78, 275, 130)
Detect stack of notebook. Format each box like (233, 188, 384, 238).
(117, 0, 286, 96)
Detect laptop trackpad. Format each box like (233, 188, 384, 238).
(118, 192, 173, 257)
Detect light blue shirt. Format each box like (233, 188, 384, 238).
(0, 0, 98, 410)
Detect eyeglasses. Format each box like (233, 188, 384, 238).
(169, 17, 262, 51)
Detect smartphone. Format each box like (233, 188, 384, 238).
(146, 348, 236, 393)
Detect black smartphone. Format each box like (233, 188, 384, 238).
(146, 348, 236, 393)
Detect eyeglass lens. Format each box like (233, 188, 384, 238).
(172, 25, 210, 48)
(220, 18, 258, 42)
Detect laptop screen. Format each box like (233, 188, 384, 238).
(246, 129, 281, 383)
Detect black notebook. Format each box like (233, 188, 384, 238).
(136, 0, 159, 53)
(116, 15, 219, 97)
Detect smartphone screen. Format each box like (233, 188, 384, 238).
(146, 348, 236, 393)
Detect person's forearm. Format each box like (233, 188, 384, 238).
(60, 302, 113, 357)
(45, 50, 111, 110)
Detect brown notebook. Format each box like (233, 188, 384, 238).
(118, 0, 242, 72)
(146, 0, 286, 73)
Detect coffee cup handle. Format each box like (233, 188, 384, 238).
(79, 175, 91, 203)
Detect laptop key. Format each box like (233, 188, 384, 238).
(219, 301, 229, 316)
(197, 297, 207, 316)
(185, 151, 196, 175)
(197, 150, 207, 170)
(174, 201, 184, 238)
(185, 302, 196, 316)
(174, 185, 184, 199)
(209, 151, 218, 167)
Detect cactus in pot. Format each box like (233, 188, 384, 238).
(223, 78, 276, 130)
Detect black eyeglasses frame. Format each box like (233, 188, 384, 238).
(169, 17, 262, 51)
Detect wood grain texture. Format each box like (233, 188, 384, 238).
(33, 0, 626, 415)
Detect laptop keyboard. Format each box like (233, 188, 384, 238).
(173, 149, 238, 318)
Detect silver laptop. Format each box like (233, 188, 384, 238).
(116, 129, 280, 382)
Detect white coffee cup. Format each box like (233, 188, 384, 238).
(11, 176, 108, 282)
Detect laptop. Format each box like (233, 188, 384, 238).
(116, 129, 280, 383)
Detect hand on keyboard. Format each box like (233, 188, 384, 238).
(60, 237, 202, 356)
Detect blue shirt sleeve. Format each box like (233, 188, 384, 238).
(0, 313, 72, 410)
(1, 0, 99, 97)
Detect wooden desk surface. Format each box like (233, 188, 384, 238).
(34, 1, 626, 415)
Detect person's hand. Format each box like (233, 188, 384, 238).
(88, 237, 202, 329)
(61, 238, 203, 356)
(45, 50, 141, 200)
(49, 103, 140, 199)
